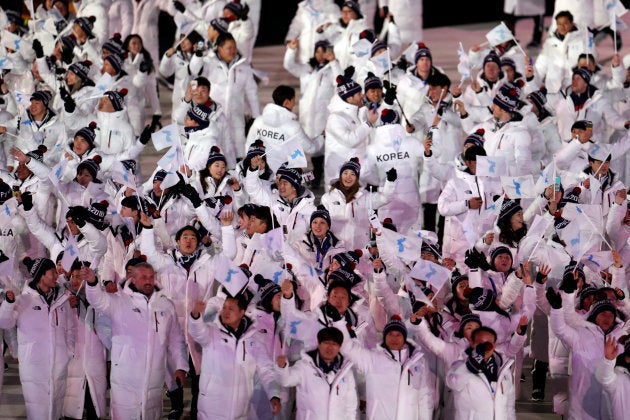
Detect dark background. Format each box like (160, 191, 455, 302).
(6, 0, 558, 55)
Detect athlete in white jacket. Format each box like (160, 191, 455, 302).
(595, 335, 630, 420)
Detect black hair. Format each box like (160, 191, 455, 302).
(195, 76, 211, 89)
(216, 32, 236, 48)
(555, 10, 574, 22)
(497, 218, 528, 248)
(464, 145, 487, 162)
(427, 71, 451, 89)
(175, 225, 201, 243)
(224, 290, 252, 311)
(472, 326, 498, 343)
(272, 85, 296, 106)
(123, 34, 154, 74)
(251, 206, 278, 233)
(317, 326, 344, 345)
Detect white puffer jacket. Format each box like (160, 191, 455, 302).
(0, 285, 75, 420)
(86, 282, 188, 420)
(285, 0, 340, 64)
(594, 358, 630, 420)
(324, 95, 371, 185)
(276, 350, 358, 420)
(534, 28, 587, 93)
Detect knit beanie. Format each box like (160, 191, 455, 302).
(468, 287, 496, 311)
(206, 146, 227, 167)
(187, 104, 211, 129)
(153, 169, 167, 182)
(244, 140, 266, 170)
(563, 262, 585, 284)
(74, 121, 97, 149)
(414, 42, 432, 63)
(336, 74, 361, 101)
(59, 34, 78, 51)
(500, 57, 516, 71)
(277, 165, 303, 194)
(578, 284, 599, 309)
(23, 257, 56, 283)
(310, 205, 331, 228)
(381, 108, 400, 125)
(483, 51, 501, 68)
(383, 314, 407, 341)
(464, 128, 485, 148)
(574, 67, 592, 85)
(371, 39, 387, 57)
(77, 156, 102, 181)
(31, 90, 53, 109)
(364, 72, 382, 92)
(254, 274, 282, 313)
(342, 1, 363, 19)
(74, 16, 96, 39)
(210, 18, 230, 35)
(224, 0, 249, 20)
(105, 89, 128, 112)
(587, 299, 617, 323)
(498, 199, 522, 225)
(331, 249, 362, 272)
(104, 53, 125, 75)
(26, 145, 47, 163)
(527, 87, 547, 112)
(67, 60, 92, 83)
(451, 274, 469, 292)
(493, 82, 521, 112)
(102, 33, 124, 56)
(0, 182, 12, 205)
(382, 217, 397, 232)
(339, 157, 361, 178)
(85, 200, 108, 228)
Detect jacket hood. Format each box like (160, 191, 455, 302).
(328, 94, 360, 115)
(373, 123, 407, 147)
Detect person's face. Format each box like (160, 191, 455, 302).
(208, 26, 219, 41)
(420, 250, 438, 263)
(556, 16, 574, 36)
(193, 85, 210, 104)
(463, 321, 481, 343)
(492, 103, 511, 121)
(132, 266, 156, 296)
(220, 298, 245, 328)
(72, 23, 87, 43)
(16, 162, 32, 180)
(56, 260, 66, 275)
(152, 180, 163, 196)
(583, 294, 595, 311)
(238, 213, 250, 231)
(589, 159, 610, 177)
(329, 259, 341, 273)
(427, 84, 445, 104)
(502, 65, 515, 82)
(127, 36, 143, 55)
(217, 39, 237, 63)
(310, 218, 329, 239)
(66, 71, 79, 87)
(464, 159, 477, 175)
(484, 62, 500, 82)
(340, 169, 357, 188)
(416, 56, 432, 74)
(73, 136, 90, 156)
(340, 6, 357, 24)
(346, 91, 363, 107)
(365, 88, 382, 104)
(29, 99, 45, 118)
(247, 215, 267, 236)
(318, 339, 341, 363)
(97, 96, 115, 112)
(473, 330, 496, 356)
(75, 168, 94, 187)
(66, 217, 81, 235)
(571, 127, 592, 142)
(455, 280, 469, 301)
(223, 8, 236, 20)
(69, 269, 82, 290)
(595, 310, 615, 332)
(53, 0, 68, 17)
(494, 254, 513, 273)
(314, 46, 327, 64)
(328, 286, 350, 314)
(39, 267, 58, 290)
(572, 74, 588, 94)
(101, 60, 117, 76)
(527, 98, 540, 117)
(177, 229, 199, 255)
(209, 161, 227, 181)
(120, 205, 138, 219)
(278, 179, 297, 201)
(510, 210, 524, 231)
(385, 330, 405, 350)
(271, 292, 282, 313)
(180, 37, 193, 53)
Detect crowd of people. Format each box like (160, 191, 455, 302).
(0, 0, 630, 419)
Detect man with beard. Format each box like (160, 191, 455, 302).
(85, 262, 188, 419)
